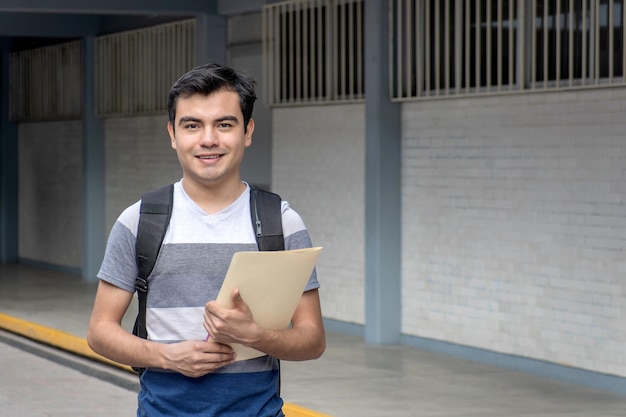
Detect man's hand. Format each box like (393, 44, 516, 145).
(203, 288, 260, 347)
(203, 288, 325, 362)
(161, 340, 236, 378)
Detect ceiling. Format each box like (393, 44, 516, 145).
(0, 0, 261, 52)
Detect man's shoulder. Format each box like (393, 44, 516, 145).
(116, 199, 142, 232)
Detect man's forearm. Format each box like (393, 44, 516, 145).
(248, 323, 326, 361)
(87, 321, 166, 369)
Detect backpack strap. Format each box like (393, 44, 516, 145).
(250, 187, 284, 251)
(133, 184, 174, 342)
(249, 186, 285, 395)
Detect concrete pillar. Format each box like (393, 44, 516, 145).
(364, 0, 402, 345)
(196, 13, 227, 66)
(0, 45, 18, 263)
(81, 36, 105, 281)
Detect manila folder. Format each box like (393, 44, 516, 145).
(214, 246, 323, 361)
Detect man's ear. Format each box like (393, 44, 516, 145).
(245, 118, 255, 148)
(167, 121, 176, 150)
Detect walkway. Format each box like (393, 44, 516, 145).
(1, 263, 626, 416)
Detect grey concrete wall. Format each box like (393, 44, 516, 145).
(401, 88, 626, 377)
(18, 121, 83, 270)
(104, 115, 181, 233)
(272, 104, 366, 326)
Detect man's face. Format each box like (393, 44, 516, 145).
(168, 90, 254, 189)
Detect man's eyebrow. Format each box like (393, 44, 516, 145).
(178, 116, 202, 126)
(215, 115, 239, 123)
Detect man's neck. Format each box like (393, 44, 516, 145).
(181, 178, 247, 215)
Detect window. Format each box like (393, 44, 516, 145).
(10, 41, 82, 122)
(96, 19, 196, 116)
(392, 0, 626, 100)
(534, 0, 624, 83)
(263, 0, 364, 105)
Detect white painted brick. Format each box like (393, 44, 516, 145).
(402, 88, 626, 377)
(272, 104, 366, 325)
(18, 121, 83, 269)
(104, 116, 181, 232)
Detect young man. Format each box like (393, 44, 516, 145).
(87, 63, 325, 416)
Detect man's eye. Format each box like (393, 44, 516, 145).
(185, 123, 198, 129)
(218, 123, 232, 128)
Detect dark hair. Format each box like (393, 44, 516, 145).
(167, 63, 257, 131)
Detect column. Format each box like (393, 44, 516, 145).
(364, 0, 402, 345)
(0, 45, 18, 263)
(81, 36, 105, 281)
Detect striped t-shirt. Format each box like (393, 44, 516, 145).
(98, 181, 319, 417)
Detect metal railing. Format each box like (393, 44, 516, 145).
(391, 0, 626, 101)
(9, 41, 82, 121)
(9, 19, 197, 122)
(96, 19, 196, 117)
(262, 0, 364, 106)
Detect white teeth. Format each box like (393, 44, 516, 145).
(199, 155, 219, 159)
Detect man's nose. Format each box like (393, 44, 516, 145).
(200, 128, 218, 146)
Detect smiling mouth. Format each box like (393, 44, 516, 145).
(198, 155, 222, 160)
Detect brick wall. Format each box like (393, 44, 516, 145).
(401, 88, 626, 376)
(104, 115, 181, 232)
(18, 121, 83, 269)
(272, 105, 366, 325)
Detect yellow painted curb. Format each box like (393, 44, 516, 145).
(0, 312, 133, 372)
(0, 312, 332, 417)
(282, 402, 334, 417)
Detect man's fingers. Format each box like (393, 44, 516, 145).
(231, 288, 243, 306)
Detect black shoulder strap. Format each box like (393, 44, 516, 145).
(133, 184, 174, 341)
(250, 187, 284, 251)
(249, 186, 285, 395)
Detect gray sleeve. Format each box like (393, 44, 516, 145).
(282, 204, 320, 292)
(97, 220, 138, 293)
